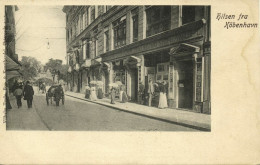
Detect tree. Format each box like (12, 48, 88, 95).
(44, 58, 69, 83)
(20, 56, 42, 81)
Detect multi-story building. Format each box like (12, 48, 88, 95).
(63, 5, 211, 114)
(5, 6, 22, 84)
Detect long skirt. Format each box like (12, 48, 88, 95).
(119, 91, 123, 102)
(121, 91, 128, 103)
(158, 92, 168, 109)
(90, 91, 97, 101)
(111, 92, 115, 104)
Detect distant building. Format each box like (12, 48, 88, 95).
(63, 6, 211, 114)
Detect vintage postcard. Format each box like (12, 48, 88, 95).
(0, 0, 259, 164)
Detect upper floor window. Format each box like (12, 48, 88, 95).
(182, 6, 195, 25)
(146, 6, 171, 37)
(131, 8, 139, 42)
(91, 6, 95, 23)
(104, 27, 109, 52)
(93, 39, 98, 58)
(113, 16, 126, 49)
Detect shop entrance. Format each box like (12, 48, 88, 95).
(129, 68, 138, 102)
(177, 60, 194, 109)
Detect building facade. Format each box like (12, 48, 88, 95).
(5, 6, 22, 85)
(63, 5, 211, 114)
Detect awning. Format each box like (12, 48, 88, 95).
(6, 55, 21, 71)
(6, 70, 22, 80)
(169, 43, 200, 55)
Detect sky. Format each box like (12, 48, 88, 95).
(15, 6, 66, 65)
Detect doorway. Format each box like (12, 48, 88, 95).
(129, 68, 138, 102)
(177, 60, 194, 109)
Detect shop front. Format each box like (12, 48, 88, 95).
(169, 42, 208, 113)
(124, 56, 142, 102)
(144, 50, 171, 107)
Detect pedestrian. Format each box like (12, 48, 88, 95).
(97, 86, 103, 99)
(54, 84, 64, 106)
(110, 87, 116, 104)
(6, 84, 12, 110)
(85, 85, 90, 99)
(90, 84, 97, 101)
(23, 81, 34, 108)
(13, 86, 23, 108)
(147, 78, 154, 107)
(158, 81, 168, 109)
(121, 85, 128, 103)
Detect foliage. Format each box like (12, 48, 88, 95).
(19, 56, 42, 81)
(44, 58, 69, 82)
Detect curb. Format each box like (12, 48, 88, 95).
(65, 94, 211, 131)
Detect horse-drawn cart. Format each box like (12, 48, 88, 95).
(46, 85, 64, 106)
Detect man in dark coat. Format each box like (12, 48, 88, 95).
(54, 84, 64, 106)
(23, 81, 34, 108)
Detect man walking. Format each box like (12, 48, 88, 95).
(13, 86, 23, 108)
(23, 81, 34, 108)
(147, 78, 154, 107)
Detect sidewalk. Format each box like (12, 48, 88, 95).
(65, 91, 211, 131)
(6, 94, 48, 130)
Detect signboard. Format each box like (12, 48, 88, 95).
(196, 61, 202, 101)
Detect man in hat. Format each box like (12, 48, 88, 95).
(54, 84, 64, 106)
(23, 81, 34, 108)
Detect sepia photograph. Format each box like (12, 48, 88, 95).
(1, 0, 260, 164)
(5, 5, 211, 131)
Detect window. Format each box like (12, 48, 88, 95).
(182, 6, 195, 25)
(131, 8, 139, 42)
(91, 6, 95, 23)
(80, 14, 83, 32)
(104, 28, 109, 52)
(93, 39, 98, 58)
(86, 41, 90, 59)
(113, 16, 126, 49)
(83, 41, 86, 60)
(87, 7, 91, 25)
(82, 12, 85, 29)
(146, 6, 171, 37)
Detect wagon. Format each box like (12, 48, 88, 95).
(46, 85, 64, 106)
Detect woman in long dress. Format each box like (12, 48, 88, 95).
(121, 85, 128, 103)
(90, 85, 97, 101)
(97, 87, 103, 99)
(110, 87, 116, 104)
(85, 85, 90, 99)
(158, 81, 168, 109)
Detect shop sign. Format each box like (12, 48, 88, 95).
(196, 62, 202, 101)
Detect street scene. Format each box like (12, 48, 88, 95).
(5, 5, 211, 131)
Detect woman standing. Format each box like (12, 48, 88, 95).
(23, 81, 34, 108)
(158, 81, 168, 109)
(85, 85, 90, 99)
(110, 87, 116, 104)
(90, 85, 97, 101)
(97, 86, 103, 99)
(121, 85, 128, 103)
(13, 86, 23, 108)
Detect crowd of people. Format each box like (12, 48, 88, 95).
(83, 79, 168, 109)
(6, 80, 35, 110)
